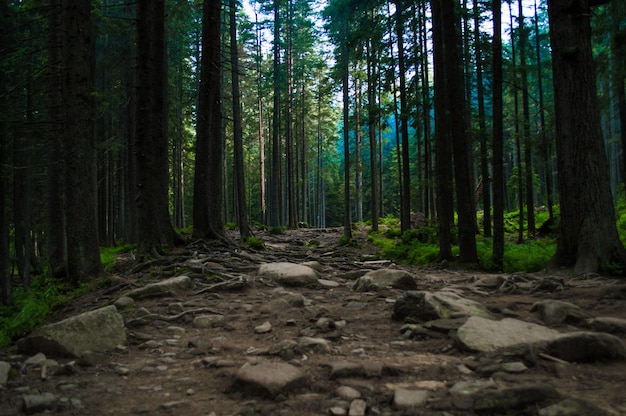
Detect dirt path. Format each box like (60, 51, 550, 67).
(1, 227, 626, 415)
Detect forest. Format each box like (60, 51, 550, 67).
(1, 0, 626, 308)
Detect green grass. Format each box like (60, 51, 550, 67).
(100, 243, 135, 272)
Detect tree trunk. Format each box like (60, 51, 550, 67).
(61, 0, 102, 281)
(229, 0, 251, 239)
(518, 0, 536, 236)
(341, 17, 352, 240)
(492, 0, 505, 270)
(432, 0, 454, 261)
(193, 0, 225, 239)
(547, 0, 626, 274)
(396, 2, 411, 234)
(474, 0, 491, 238)
(268, 0, 282, 228)
(0, 1, 9, 302)
(434, 0, 477, 263)
(366, 38, 379, 232)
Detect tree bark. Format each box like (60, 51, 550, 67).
(492, 0, 505, 270)
(193, 0, 225, 239)
(62, 0, 102, 281)
(547, 0, 626, 274)
(229, 0, 251, 239)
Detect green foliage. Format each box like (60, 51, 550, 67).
(0, 276, 94, 349)
(100, 244, 136, 272)
(244, 236, 266, 250)
(369, 215, 557, 273)
(269, 226, 286, 235)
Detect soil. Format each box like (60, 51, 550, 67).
(1, 226, 626, 415)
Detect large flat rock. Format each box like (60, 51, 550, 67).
(17, 305, 126, 358)
(258, 262, 320, 288)
(393, 290, 497, 322)
(456, 316, 561, 353)
(231, 362, 305, 397)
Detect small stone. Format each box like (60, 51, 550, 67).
(329, 406, 347, 415)
(113, 296, 135, 310)
(22, 392, 58, 413)
(0, 361, 11, 385)
(193, 314, 224, 328)
(337, 386, 361, 400)
(500, 361, 528, 373)
(319, 279, 340, 288)
(24, 352, 47, 366)
(255, 321, 273, 334)
(393, 388, 428, 409)
(348, 399, 367, 416)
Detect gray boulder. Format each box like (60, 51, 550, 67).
(231, 362, 305, 397)
(547, 331, 626, 362)
(352, 269, 417, 292)
(587, 317, 626, 335)
(456, 316, 561, 353)
(531, 300, 591, 325)
(473, 384, 558, 413)
(258, 262, 320, 288)
(0, 361, 10, 386)
(124, 275, 193, 299)
(538, 398, 609, 416)
(393, 290, 496, 322)
(17, 305, 126, 358)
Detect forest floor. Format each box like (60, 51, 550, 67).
(1, 226, 626, 415)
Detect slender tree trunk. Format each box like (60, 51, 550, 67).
(229, 0, 251, 239)
(519, 0, 536, 235)
(366, 38, 379, 231)
(136, 0, 179, 253)
(341, 17, 352, 240)
(547, 0, 626, 274)
(492, 0, 505, 269)
(432, 0, 454, 261)
(193, 0, 225, 239)
(474, 0, 491, 237)
(0, 1, 9, 302)
(47, 0, 66, 277)
(62, 0, 102, 281)
(269, 0, 282, 228)
(395, 1, 411, 233)
(285, 0, 296, 228)
(355, 72, 363, 223)
(534, 0, 554, 221)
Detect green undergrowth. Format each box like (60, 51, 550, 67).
(0, 277, 94, 349)
(0, 245, 135, 349)
(367, 212, 559, 274)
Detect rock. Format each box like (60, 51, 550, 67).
(255, 321, 273, 334)
(192, 314, 224, 328)
(258, 262, 320, 288)
(473, 384, 559, 412)
(325, 361, 383, 379)
(113, 296, 135, 311)
(348, 399, 367, 416)
(456, 316, 561, 353)
(298, 336, 332, 354)
(22, 392, 58, 414)
(393, 388, 428, 409)
(319, 278, 340, 288)
(231, 362, 305, 397)
(124, 275, 193, 299)
(546, 331, 626, 362)
(531, 300, 591, 325)
(538, 398, 609, 416)
(352, 269, 417, 292)
(337, 386, 361, 400)
(393, 291, 497, 322)
(329, 406, 347, 415)
(587, 317, 626, 335)
(449, 379, 497, 396)
(0, 361, 11, 386)
(17, 305, 126, 358)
